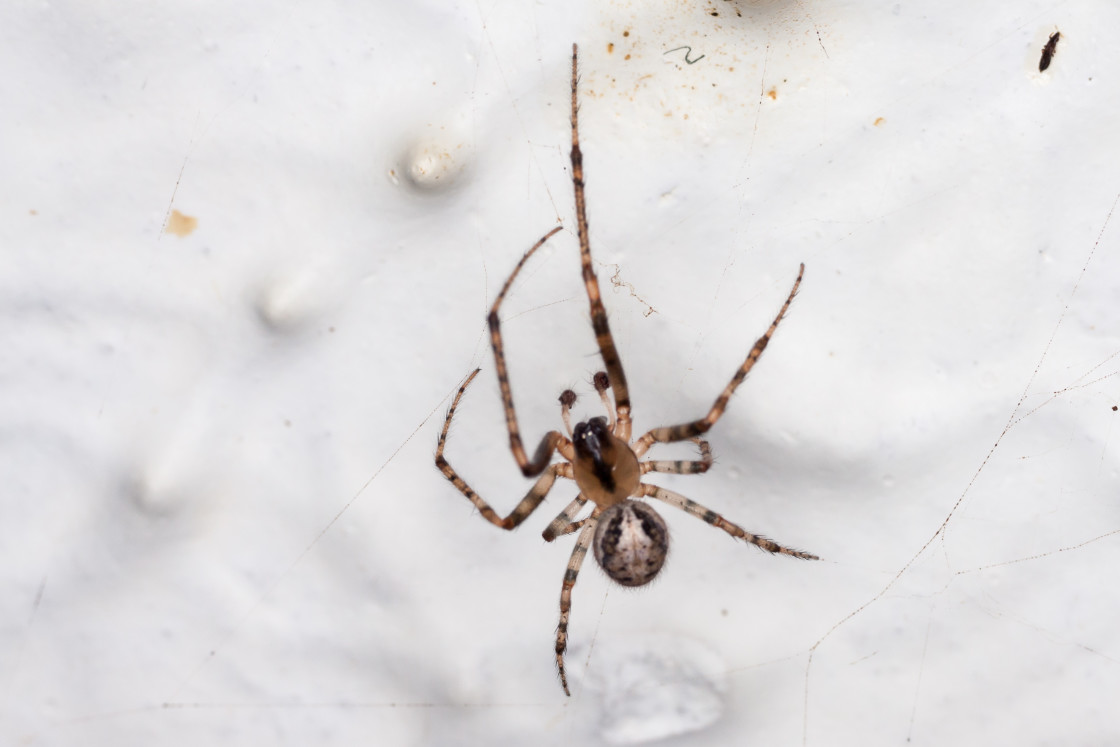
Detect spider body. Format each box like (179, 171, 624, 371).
(435, 44, 817, 696)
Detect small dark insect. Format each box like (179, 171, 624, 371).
(1039, 31, 1060, 72)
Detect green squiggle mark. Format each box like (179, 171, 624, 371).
(664, 46, 705, 65)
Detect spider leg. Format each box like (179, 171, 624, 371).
(489, 226, 578, 476)
(556, 514, 599, 696)
(641, 483, 818, 560)
(436, 369, 574, 529)
(633, 264, 804, 455)
(543, 494, 590, 541)
(569, 45, 633, 439)
(640, 437, 712, 476)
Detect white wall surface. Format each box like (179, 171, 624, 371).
(4, 1, 1119, 745)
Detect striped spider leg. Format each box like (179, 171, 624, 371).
(434, 43, 817, 697)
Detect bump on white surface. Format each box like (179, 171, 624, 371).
(570, 633, 727, 744)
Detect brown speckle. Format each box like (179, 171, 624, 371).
(623, 30, 630, 37)
(607, 42, 614, 54)
(874, 117, 886, 126)
(165, 209, 198, 237)
(767, 88, 777, 100)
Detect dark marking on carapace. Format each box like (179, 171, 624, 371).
(1039, 31, 1060, 72)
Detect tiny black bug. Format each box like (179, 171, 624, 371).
(1039, 31, 1060, 72)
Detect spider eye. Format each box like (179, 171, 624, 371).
(592, 502, 669, 587)
(573, 418, 608, 455)
(574, 417, 609, 450)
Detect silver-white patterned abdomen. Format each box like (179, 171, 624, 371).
(592, 502, 670, 587)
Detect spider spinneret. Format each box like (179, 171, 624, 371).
(434, 43, 818, 696)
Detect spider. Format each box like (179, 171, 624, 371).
(435, 43, 818, 696)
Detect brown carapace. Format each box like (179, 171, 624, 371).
(435, 43, 818, 696)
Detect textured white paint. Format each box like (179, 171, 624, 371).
(4, 1, 1120, 745)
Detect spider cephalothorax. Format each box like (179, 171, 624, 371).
(434, 44, 818, 696)
(571, 416, 639, 504)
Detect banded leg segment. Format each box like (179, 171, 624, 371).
(641, 483, 818, 560)
(488, 226, 575, 477)
(639, 437, 713, 474)
(436, 369, 572, 529)
(569, 44, 632, 437)
(556, 514, 599, 696)
(543, 494, 590, 541)
(633, 264, 804, 452)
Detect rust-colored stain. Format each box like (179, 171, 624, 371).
(608, 42, 614, 54)
(767, 88, 778, 100)
(165, 209, 198, 237)
(873, 117, 886, 127)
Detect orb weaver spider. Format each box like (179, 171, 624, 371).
(435, 43, 818, 695)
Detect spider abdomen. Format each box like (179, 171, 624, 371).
(592, 502, 669, 587)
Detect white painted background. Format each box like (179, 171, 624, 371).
(4, 1, 1119, 745)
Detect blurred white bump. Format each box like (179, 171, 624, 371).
(397, 124, 472, 192)
(254, 269, 331, 332)
(572, 633, 727, 744)
(129, 463, 188, 518)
